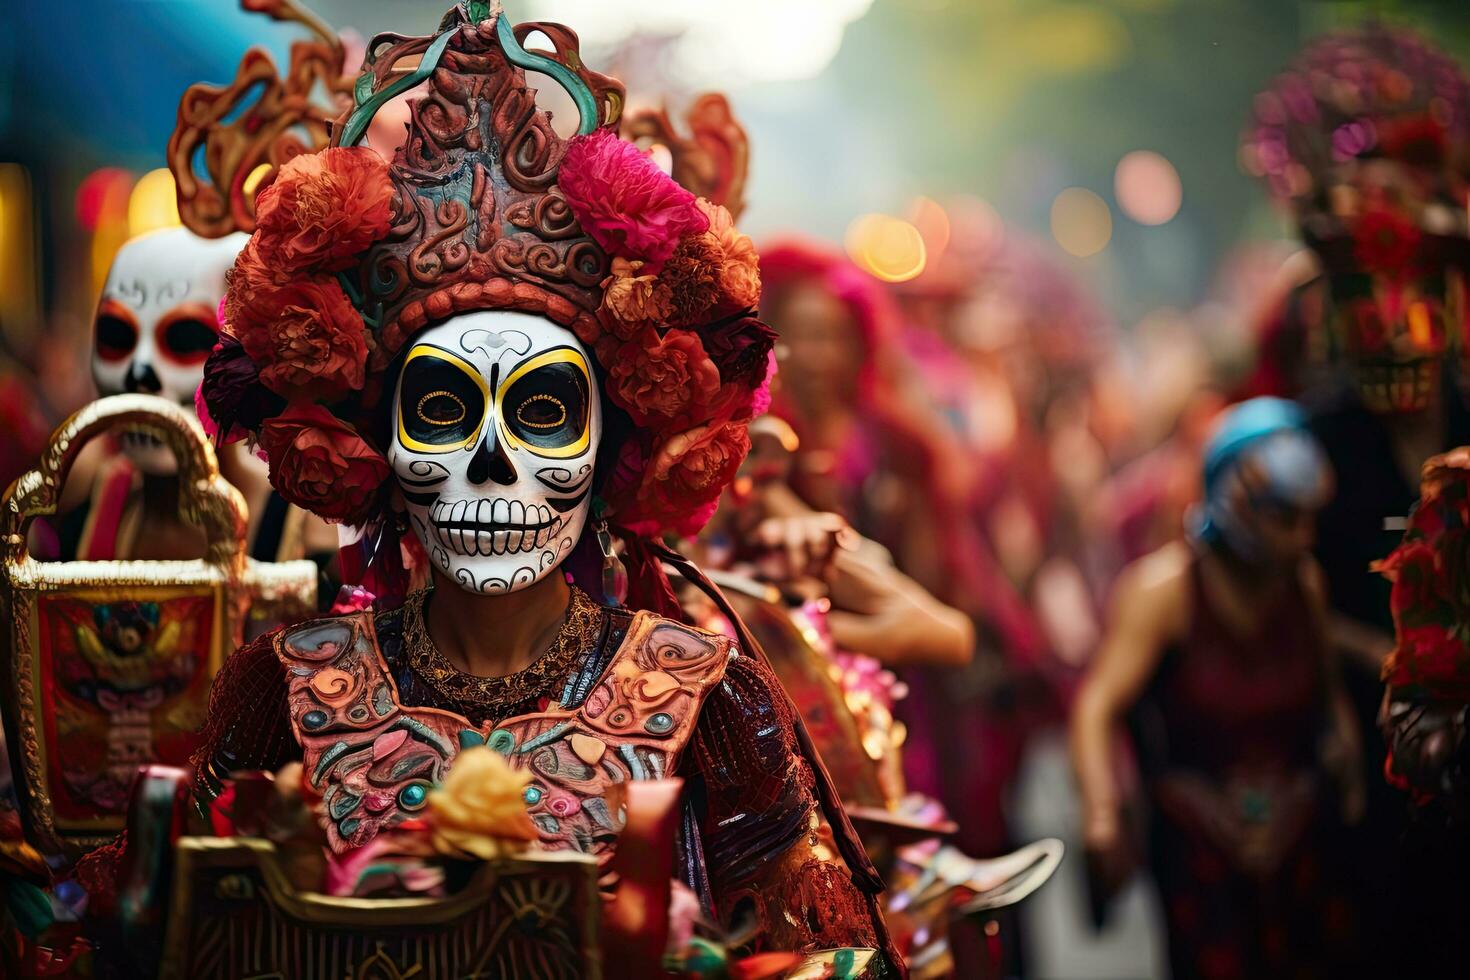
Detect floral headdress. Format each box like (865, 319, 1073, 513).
(198, 3, 775, 569)
(1241, 25, 1470, 275)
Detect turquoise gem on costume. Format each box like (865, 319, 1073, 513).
(302, 710, 328, 731)
(488, 729, 516, 755)
(458, 729, 487, 749)
(523, 785, 544, 805)
(399, 782, 429, 811)
(339, 817, 361, 837)
(645, 712, 674, 734)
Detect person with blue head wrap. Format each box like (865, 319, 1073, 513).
(1071, 398, 1365, 979)
(1189, 398, 1335, 566)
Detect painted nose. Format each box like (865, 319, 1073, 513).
(466, 429, 517, 486)
(124, 362, 162, 395)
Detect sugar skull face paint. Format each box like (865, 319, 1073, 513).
(388, 311, 601, 595)
(91, 227, 247, 473)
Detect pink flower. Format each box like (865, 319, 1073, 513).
(558, 129, 708, 271)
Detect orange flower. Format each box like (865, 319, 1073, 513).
(258, 404, 389, 525)
(606, 328, 722, 428)
(254, 147, 394, 273)
(600, 257, 673, 339)
(697, 199, 761, 310)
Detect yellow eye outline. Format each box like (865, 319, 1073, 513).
(396, 345, 488, 454)
(416, 390, 467, 427)
(497, 347, 592, 459)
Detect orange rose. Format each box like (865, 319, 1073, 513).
(258, 404, 389, 525)
(606, 328, 722, 428)
(255, 147, 394, 273)
(600, 257, 673, 339)
(235, 276, 369, 402)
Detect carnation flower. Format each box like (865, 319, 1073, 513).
(258, 404, 389, 525)
(660, 233, 724, 326)
(426, 746, 538, 860)
(254, 146, 395, 273)
(606, 328, 722, 428)
(697, 198, 761, 310)
(235, 276, 370, 402)
(558, 129, 708, 270)
(600, 257, 673, 338)
(629, 422, 752, 538)
(196, 335, 284, 445)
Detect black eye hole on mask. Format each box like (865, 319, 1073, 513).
(397, 348, 487, 450)
(160, 318, 217, 363)
(95, 314, 137, 363)
(502, 357, 589, 452)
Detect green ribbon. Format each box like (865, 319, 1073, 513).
(339, 29, 457, 149)
(494, 13, 598, 135)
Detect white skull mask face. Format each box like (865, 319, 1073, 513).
(91, 227, 247, 475)
(389, 311, 602, 595)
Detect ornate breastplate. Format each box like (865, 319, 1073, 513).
(274, 607, 732, 856)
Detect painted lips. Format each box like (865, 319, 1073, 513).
(430, 499, 562, 556)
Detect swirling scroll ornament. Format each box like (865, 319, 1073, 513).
(622, 93, 750, 221)
(168, 0, 353, 238)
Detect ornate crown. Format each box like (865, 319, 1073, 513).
(201, 1, 774, 542)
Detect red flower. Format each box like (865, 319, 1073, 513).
(254, 147, 394, 273)
(233, 275, 369, 402)
(696, 312, 778, 390)
(605, 328, 722, 428)
(558, 129, 708, 271)
(258, 404, 389, 525)
(1351, 207, 1421, 278)
(1387, 540, 1446, 618)
(630, 423, 751, 537)
(197, 335, 284, 445)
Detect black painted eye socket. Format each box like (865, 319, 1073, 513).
(160, 318, 217, 363)
(503, 360, 589, 451)
(398, 351, 486, 449)
(95, 315, 137, 362)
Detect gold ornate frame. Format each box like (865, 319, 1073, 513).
(0, 395, 311, 855)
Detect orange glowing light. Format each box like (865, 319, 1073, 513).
(1408, 301, 1434, 348)
(1115, 150, 1183, 225)
(845, 213, 927, 283)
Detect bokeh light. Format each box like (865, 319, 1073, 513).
(845, 213, 928, 282)
(127, 167, 180, 237)
(1114, 150, 1183, 225)
(75, 168, 132, 232)
(1050, 187, 1112, 257)
(907, 196, 951, 266)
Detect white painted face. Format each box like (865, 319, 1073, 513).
(91, 227, 247, 475)
(389, 311, 601, 595)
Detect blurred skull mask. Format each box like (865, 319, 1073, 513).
(388, 311, 601, 595)
(91, 227, 247, 474)
(1313, 165, 1470, 415)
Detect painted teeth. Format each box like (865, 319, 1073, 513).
(429, 501, 562, 556)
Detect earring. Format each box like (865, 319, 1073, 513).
(596, 520, 628, 606)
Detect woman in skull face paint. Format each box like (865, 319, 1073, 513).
(74, 5, 897, 970)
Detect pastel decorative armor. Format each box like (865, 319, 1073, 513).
(275, 608, 731, 856)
